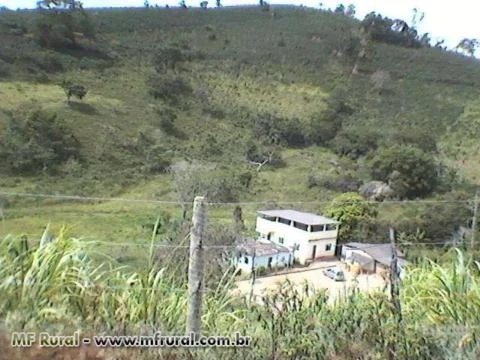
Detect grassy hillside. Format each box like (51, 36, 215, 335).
(1, 6, 480, 258)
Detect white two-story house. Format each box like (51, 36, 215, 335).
(255, 209, 339, 265)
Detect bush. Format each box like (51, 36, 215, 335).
(142, 145, 172, 174)
(0, 109, 80, 175)
(360, 12, 422, 48)
(382, 127, 437, 153)
(256, 266, 267, 276)
(305, 113, 342, 145)
(244, 140, 283, 168)
(367, 145, 438, 199)
(29, 52, 65, 73)
(148, 75, 192, 104)
(156, 108, 177, 135)
(153, 46, 185, 73)
(330, 127, 378, 159)
(308, 172, 360, 192)
(62, 81, 87, 101)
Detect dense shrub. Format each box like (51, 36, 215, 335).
(308, 172, 360, 192)
(244, 140, 283, 168)
(156, 108, 177, 135)
(62, 81, 87, 101)
(148, 75, 192, 104)
(153, 46, 185, 73)
(324, 192, 379, 244)
(0, 109, 80, 174)
(330, 127, 379, 159)
(382, 127, 437, 153)
(28, 52, 66, 73)
(142, 145, 172, 174)
(367, 145, 438, 199)
(308, 87, 353, 146)
(34, 8, 96, 49)
(360, 12, 422, 48)
(306, 112, 342, 145)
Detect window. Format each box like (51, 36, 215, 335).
(278, 217, 291, 225)
(293, 222, 308, 231)
(311, 224, 324, 232)
(326, 224, 337, 231)
(279, 237, 284, 244)
(325, 244, 332, 251)
(244, 257, 249, 264)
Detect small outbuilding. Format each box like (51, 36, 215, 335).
(341, 242, 408, 278)
(233, 239, 293, 274)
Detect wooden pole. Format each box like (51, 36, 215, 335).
(186, 196, 207, 337)
(389, 228, 402, 321)
(388, 227, 405, 359)
(249, 245, 256, 302)
(471, 191, 478, 249)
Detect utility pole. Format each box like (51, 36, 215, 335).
(388, 227, 403, 360)
(186, 196, 207, 337)
(471, 191, 478, 249)
(249, 245, 256, 302)
(389, 228, 402, 320)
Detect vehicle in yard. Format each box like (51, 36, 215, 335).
(323, 267, 345, 281)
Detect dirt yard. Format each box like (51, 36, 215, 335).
(234, 260, 387, 303)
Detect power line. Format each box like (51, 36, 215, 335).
(0, 191, 473, 205)
(8, 238, 467, 249)
(0, 192, 185, 205)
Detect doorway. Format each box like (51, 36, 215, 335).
(312, 245, 317, 260)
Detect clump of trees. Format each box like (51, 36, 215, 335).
(35, 0, 96, 49)
(0, 108, 80, 174)
(324, 192, 378, 244)
(367, 145, 438, 199)
(360, 11, 427, 48)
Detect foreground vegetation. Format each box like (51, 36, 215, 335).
(0, 232, 479, 359)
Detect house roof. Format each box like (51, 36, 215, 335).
(351, 251, 375, 266)
(344, 242, 406, 267)
(236, 239, 292, 257)
(258, 209, 339, 226)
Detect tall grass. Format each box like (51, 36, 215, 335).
(1, 232, 479, 359)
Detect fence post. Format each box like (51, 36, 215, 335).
(186, 196, 207, 337)
(471, 191, 478, 249)
(389, 227, 406, 359)
(389, 228, 401, 321)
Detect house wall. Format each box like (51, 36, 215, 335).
(344, 249, 375, 273)
(234, 251, 293, 273)
(295, 238, 336, 264)
(256, 217, 337, 265)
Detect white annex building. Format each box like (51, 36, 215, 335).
(255, 209, 340, 265)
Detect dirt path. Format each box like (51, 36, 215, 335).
(234, 260, 386, 303)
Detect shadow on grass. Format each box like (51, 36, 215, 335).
(68, 101, 99, 115)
